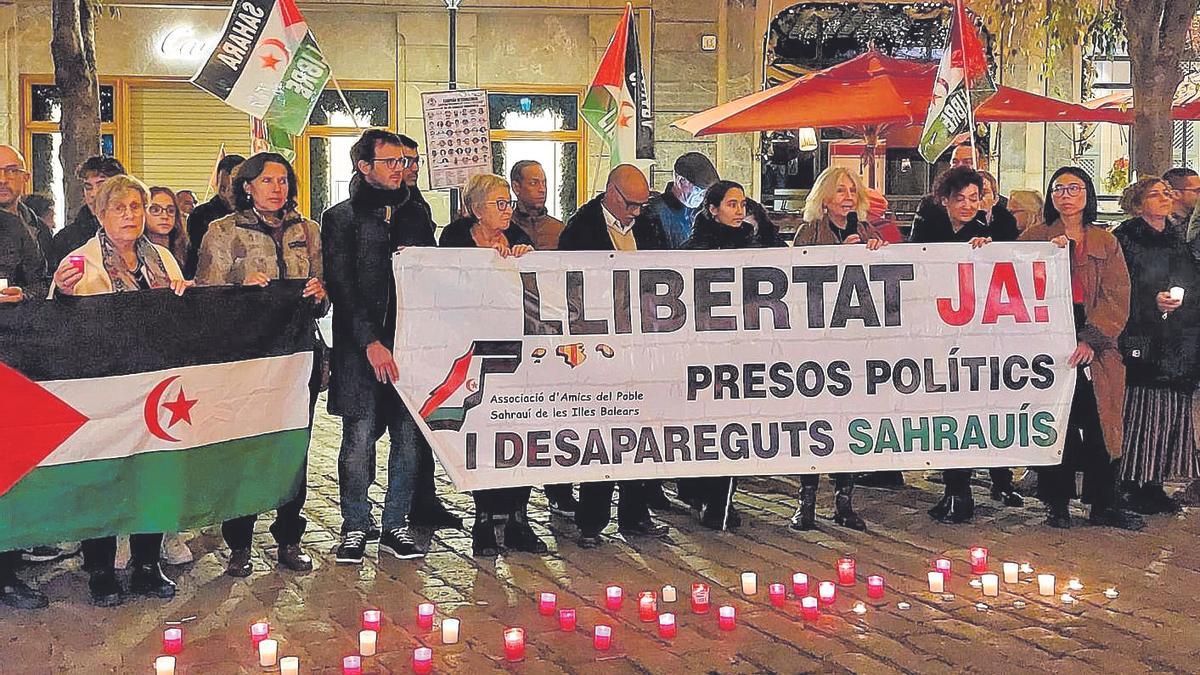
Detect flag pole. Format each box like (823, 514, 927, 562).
(203, 142, 225, 202)
(958, 0, 980, 167)
(329, 74, 365, 130)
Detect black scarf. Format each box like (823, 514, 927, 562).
(349, 173, 411, 211)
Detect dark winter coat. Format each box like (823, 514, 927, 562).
(185, 195, 235, 277)
(681, 211, 786, 250)
(48, 206, 100, 270)
(0, 209, 48, 299)
(437, 216, 534, 249)
(908, 196, 1019, 243)
(558, 194, 668, 252)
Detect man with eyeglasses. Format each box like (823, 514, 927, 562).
(647, 152, 720, 249)
(1162, 168, 1200, 242)
(0, 146, 51, 274)
(47, 155, 125, 270)
(559, 164, 670, 548)
(186, 154, 246, 277)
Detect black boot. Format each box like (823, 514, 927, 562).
(503, 509, 549, 554)
(990, 484, 1026, 507)
(129, 562, 176, 599)
(1046, 500, 1072, 528)
(789, 485, 818, 531)
(472, 512, 501, 557)
(88, 570, 123, 607)
(930, 494, 975, 524)
(833, 484, 867, 531)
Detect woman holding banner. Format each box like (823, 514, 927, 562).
(51, 174, 189, 607)
(439, 173, 548, 557)
(195, 152, 327, 577)
(1020, 167, 1144, 530)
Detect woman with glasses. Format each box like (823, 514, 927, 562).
(145, 187, 191, 269)
(1112, 177, 1200, 515)
(438, 173, 546, 557)
(1019, 167, 1144, 530)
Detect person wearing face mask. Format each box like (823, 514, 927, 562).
(647, 152, 719, 249)
(48, 156, 125, 270)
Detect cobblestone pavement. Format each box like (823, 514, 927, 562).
(3, 398, 1200, 674)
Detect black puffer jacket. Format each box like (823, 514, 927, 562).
(681, 210, 786, 250)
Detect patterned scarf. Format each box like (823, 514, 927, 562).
(98, 227, 171, 292)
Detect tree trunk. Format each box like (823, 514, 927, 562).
(1119, 0, 1200, 176)
(51, 0, 101, 217)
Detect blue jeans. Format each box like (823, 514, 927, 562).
(337, 397, 420, 532)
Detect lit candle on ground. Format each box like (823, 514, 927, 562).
(792, 572, 809, 597)
(359, 630, 377, 657)
(658, 612, 676, 638)
(801, 596, 820, 621)
(691, 583, 710, 614)
(558, 609, 576, 632)
(969, 579, 982, 589)
(1038, 574, 1056, 596)
(852, 602, 867, 615)
(605, 585, 624, 610)
(503, 627, 525, 662)
(163, 628, 183, 655)
(981, 573, 999, 597)
(867, 575, 885, 599)
(538, 592, 557, 616)
(258, 639, 279, 668)
(928, 571, 945, 594)
(593, 624, 612, 650)
(934, 558, 952, 583)
(837, 558, 856, 586)
(1104, 588, 1119, 599)
(362, 610, 381, 631)
(442, 618, 460, 644)
(818, 581, 836, 606)
(342, 655, 363, 675)
(769, 583, 787, 606)
(638, 592, 657, 622)
(741, 572, 758, 595)
(280, 657, 299, 675)
(250, 622, 270, 647)
(417, 602, 435, 630)
(1171, 286, 1186, 301)
(1068, 578, 1084, 591)
(661, 585, 677, 603)
(1002, 562, 1019, 584)
(412, 647, 433, 674)
(1061, 593, 1076, 605)
(718, 605, 736, 631)
(969, 547, 988, 574)
(154, 656, 175, 675)
(0, 279, 9, 292)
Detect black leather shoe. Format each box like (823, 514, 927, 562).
(579, 533, 602, 549)
(618, 518, 669, 537)
(410, 503, 463, 530)
(0, 577, 48, 609)
(472, 515, 501, 557)
(991, 487, 1026, 507)
(1089, 507, 1145, 531)
(930, 495, 974, 524)
(504, 520, 549, 554)
(129, 563, 176, 599)
(225, 548, 253, 577)
(88, 571, 124, 607)
(1046, 502, 1072, 529)
(277, 545, 313, 572)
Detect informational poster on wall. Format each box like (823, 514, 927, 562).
(391, 244, 1078, 491)
(421, 89, 492, 190)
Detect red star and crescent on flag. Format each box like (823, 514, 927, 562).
(143, 375, 199, 443)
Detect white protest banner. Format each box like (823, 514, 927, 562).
(393, 244, 1076, 491)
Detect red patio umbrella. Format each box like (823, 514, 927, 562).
(1082, 90, 1200, 123)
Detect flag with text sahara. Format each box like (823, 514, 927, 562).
(582, 4, 654, 168)
(0, 284, 314, 552)
(918, 0, 995, 163)
(192, 0, 331, 136)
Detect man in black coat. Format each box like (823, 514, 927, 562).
(47, 156, 124, 269)
(185, 154, 245, 277)
(558, 164, 670, 548)
(322, 129, 433, 564)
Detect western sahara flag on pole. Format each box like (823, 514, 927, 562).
(192, 0, 331, 136)
(582, 3, 654, 171)
(0, 284, 314, 552)
(918, 0, 995, 163)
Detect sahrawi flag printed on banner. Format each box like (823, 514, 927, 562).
(0, 284, 314, 551)
(582, 3, 654, 169)
(918, 0, 995, 163)
(192, 0, 331, 136)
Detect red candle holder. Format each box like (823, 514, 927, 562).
(362, 610, 381, 632)
(343, 655, 363, 675)
(593, 624, 612, 650)
(503, 627, 525, 662)
(792, 572, 808, 597)
(558, 608, 576, 632)
(818, 581, 836, 606)
(538, 592, 557, 616)
(837, 558, 856, 586)
(412, 647, 433, 674)
(605, 585, 624, 610)
(867, 575, 885, 599)
(934, 558, 951, 584)
(969, 547, 988, 575)
(417, 602, 435, 630)
(717, 605, 736, 631)
(658, 613, 676, 639)
(162, 628, 183, 655)
(768, 583, 786, 607)
(250, 622, 270, 647)
(638, 592, 657, 622)
(801, 596, 820, 621)
(691, 583, 710, 614)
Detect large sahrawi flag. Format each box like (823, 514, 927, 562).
(192, 0, 331, 136)
(0, 284, 314, 551)
(918, 0, 995, 163)
(582, 3, 654, 169)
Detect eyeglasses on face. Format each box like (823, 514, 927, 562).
(1051, 184, 1084, 197)
(491, 199, 518, 212)
(612, 183, 649, 212)
(371, 157, 418, 170)
(0, 166, 27, 178)
(148, 204, 177, 216)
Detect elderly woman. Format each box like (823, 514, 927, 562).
(789, 167, 885, 532)
(51, 174, 188, 607)
(195, 152, 327, 577)
(146, 186, 191, 267)
(1020, 168, 1143, 530)
(439, 173, 545, 557)
(1007, 189, 1045, 233)
(1113, 177, 1200, 515)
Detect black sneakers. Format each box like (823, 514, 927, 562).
(380, 528, 425, 560)
(336, 531, 368, 564)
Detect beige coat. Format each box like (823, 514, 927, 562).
(49, 236, 183, 298)
(195, 209, 322, 285)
